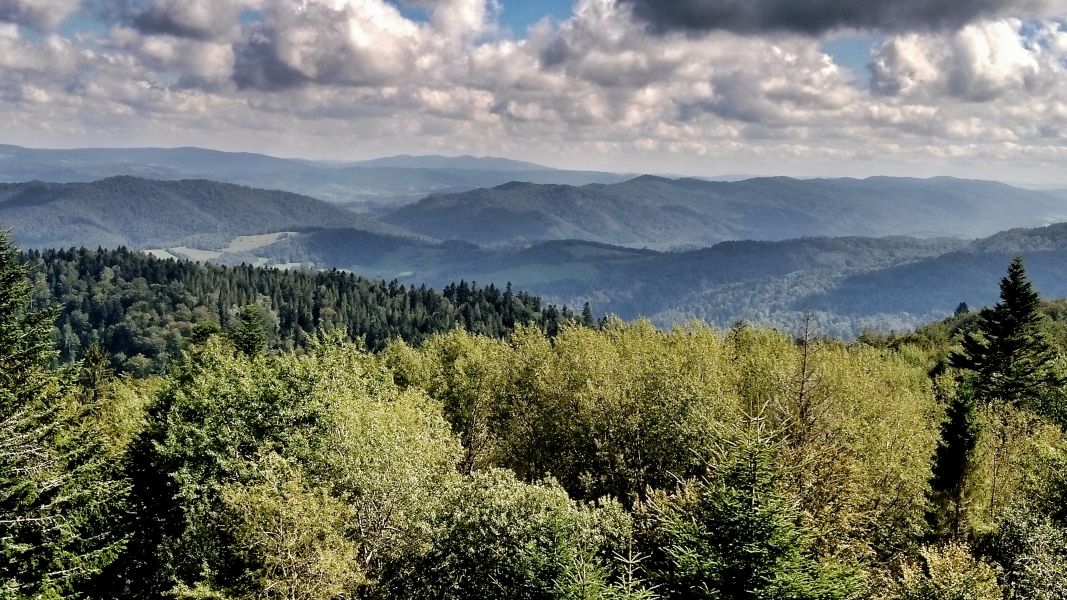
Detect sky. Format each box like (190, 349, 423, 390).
(1, 1, 1067, 184)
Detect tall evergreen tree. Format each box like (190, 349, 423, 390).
(581, 302, 596, 328)
(0, 231, 126, 597)
(948, 256, 1063, 521)
(928, 384, 982, 539)
(949, 256, 1061, 408)
(230, 304, 268, 356)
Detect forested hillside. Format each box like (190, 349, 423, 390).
(258, 222, 1067, 337)
(383, 175, 1067, 249)
(0, 145, 626, 209)
(0, 177, 402, 249)
(28, 247, 575, 375)
(5, 228, 1067, 599)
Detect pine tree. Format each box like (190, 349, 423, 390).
(948, 256, 1062, 520)
(581, 302, 596, 328)
(231, 304, 268, 356)
(949, 256, 1061, 408)
(640, 412, 861, 599)
(0, 231, 126, 597)
(928, 385, 981, 539)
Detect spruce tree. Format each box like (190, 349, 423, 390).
(231, 304, 268, 356)
(581, 302, 595, 328)
(640, 416, 861, 599)
(949, 256, 1061, 408)
(948, 256, 1063, 520)
(928, 385, 981, 538)
(0, 231, 126, 597)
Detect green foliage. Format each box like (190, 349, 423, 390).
(0, 231, 127, 598)
(385, 469, 635, 600)
(216, 456, 366, 599)
(951, 257, 1063, 409)
(404, 322, 939, 562)
(892, 544, 1002, 600)
(979, 509, 1067, 600)
(635, 422, 862, 600)
(229, 304, 269, 356)
(111, 335, 461, 597)
(928, 384, 982, 538)
(28, 246, 559, 373)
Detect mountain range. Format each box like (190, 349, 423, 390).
(382, 175, 1067, 249)
(5, 166, 1067, 336)
(260, 224, 1067, 338)
(0, 145, 627, 211)
(0, 176, 404, 249)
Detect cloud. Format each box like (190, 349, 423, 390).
(131, 0, 252, 41)
(0, 23, 80, 74)
(615, 0, 1063, 35)
(110, 26, 236, 86)
(0, 0, 80, 30)
(233, 0, 421, 90)
(2, 0, 1067, 184)
(871, 19, 1061, 101)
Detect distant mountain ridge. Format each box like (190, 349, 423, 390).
(349, 154, 552, 171)
(383, 175, 1067, 249)
(0, 145, 627, 210)
(0, 176, 404, 249)
(5, 170, 1067, 337)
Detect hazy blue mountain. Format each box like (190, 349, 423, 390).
(0, 145, 628, 210)
(350, 154, 551, 171)
(0, 145, 308, 182)
(0, 176, 404, 249)
(383, 175, 1067, 249)
(239, 223, 1067, 338)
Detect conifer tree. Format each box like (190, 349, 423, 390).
(231, 303, 268, 356)
(581, 302, 596, 328)
(0, 231, 126, 597)
(928, 384, 981, 538)
(639, 412, 860, 599)
(948, 256, 1063, 520)
(950, 256, 1061, 408)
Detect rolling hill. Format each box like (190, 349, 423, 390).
(232, 224, 1067, 338)
(6, 171, 1067, 337)
(0, 176, 404, 249)
(383, 175, 1067, 249)
(0, 145, 628, 210)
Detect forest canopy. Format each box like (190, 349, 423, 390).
(4, 233, 1067, 599)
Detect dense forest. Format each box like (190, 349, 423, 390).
(4, 231, 1067, 598)
(25, 247, 580, 374)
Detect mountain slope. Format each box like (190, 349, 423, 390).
(0, 176, 403, 249)
(0, 145, 628, 210)
(384, 175, 1067, 249)
(243, 224, 1067, 338)
(350, 154, 551, 171)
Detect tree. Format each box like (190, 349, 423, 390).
(230, 303, 268, 356)
(950, 257, 1061, 408)
(582, 302, 596, 328)
(893, 543, 1001, 600)
(949, 257, 1063, 519)
(385, 469, 635, 600)
(0, 231, 126, 597)
(955, 302, 970, 317)
(928, 384, 982, 539)
(636, 412, 861, 600)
